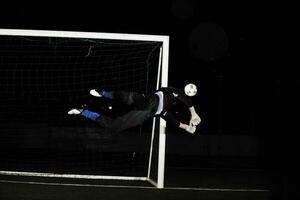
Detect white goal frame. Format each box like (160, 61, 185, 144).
(0, 28, 169, 188)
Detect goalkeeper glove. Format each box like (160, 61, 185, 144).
(190, 113, 201, 126)
(184, 124, 196, 134)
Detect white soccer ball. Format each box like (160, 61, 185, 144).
(184, 83, 197, 97)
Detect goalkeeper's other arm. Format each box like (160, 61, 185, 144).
(162, 111, 197, 134)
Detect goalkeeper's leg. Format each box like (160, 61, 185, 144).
(90, 89, 145, 107)
(106, 110, 152, 132)
(71, 108, 151, 133)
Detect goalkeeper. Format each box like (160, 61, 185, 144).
(68, 86, 201, 134)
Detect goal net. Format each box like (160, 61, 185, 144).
(0, 29, 169, 188)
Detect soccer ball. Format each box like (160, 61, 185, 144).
(184, 83, 197, 96)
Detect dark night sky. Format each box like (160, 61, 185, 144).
(0, 1, 297, 152)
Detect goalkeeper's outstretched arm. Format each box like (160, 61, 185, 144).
(169, 87, 201, 127)
(188, 106, 201, 126)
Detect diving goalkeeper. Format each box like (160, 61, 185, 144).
(68, 85, 201, 134)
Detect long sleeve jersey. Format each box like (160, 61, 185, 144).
(152, 87, 193, 127)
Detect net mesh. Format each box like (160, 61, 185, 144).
(0, 35, 162, 176)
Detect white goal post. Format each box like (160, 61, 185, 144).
(0, 28, 169, 188)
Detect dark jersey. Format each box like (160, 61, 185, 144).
(111, 87, 194, 128)
(156, 87, 193, 113)
(153, 87, 193, 127)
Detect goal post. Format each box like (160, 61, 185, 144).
(0, 29, 169, 188)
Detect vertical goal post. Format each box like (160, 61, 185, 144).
(0, 28, 169, 188)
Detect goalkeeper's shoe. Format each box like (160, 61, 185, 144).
(68, 108, 83, 115)
(90, 89, 103, 97)
(67, 104, 87, 115)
